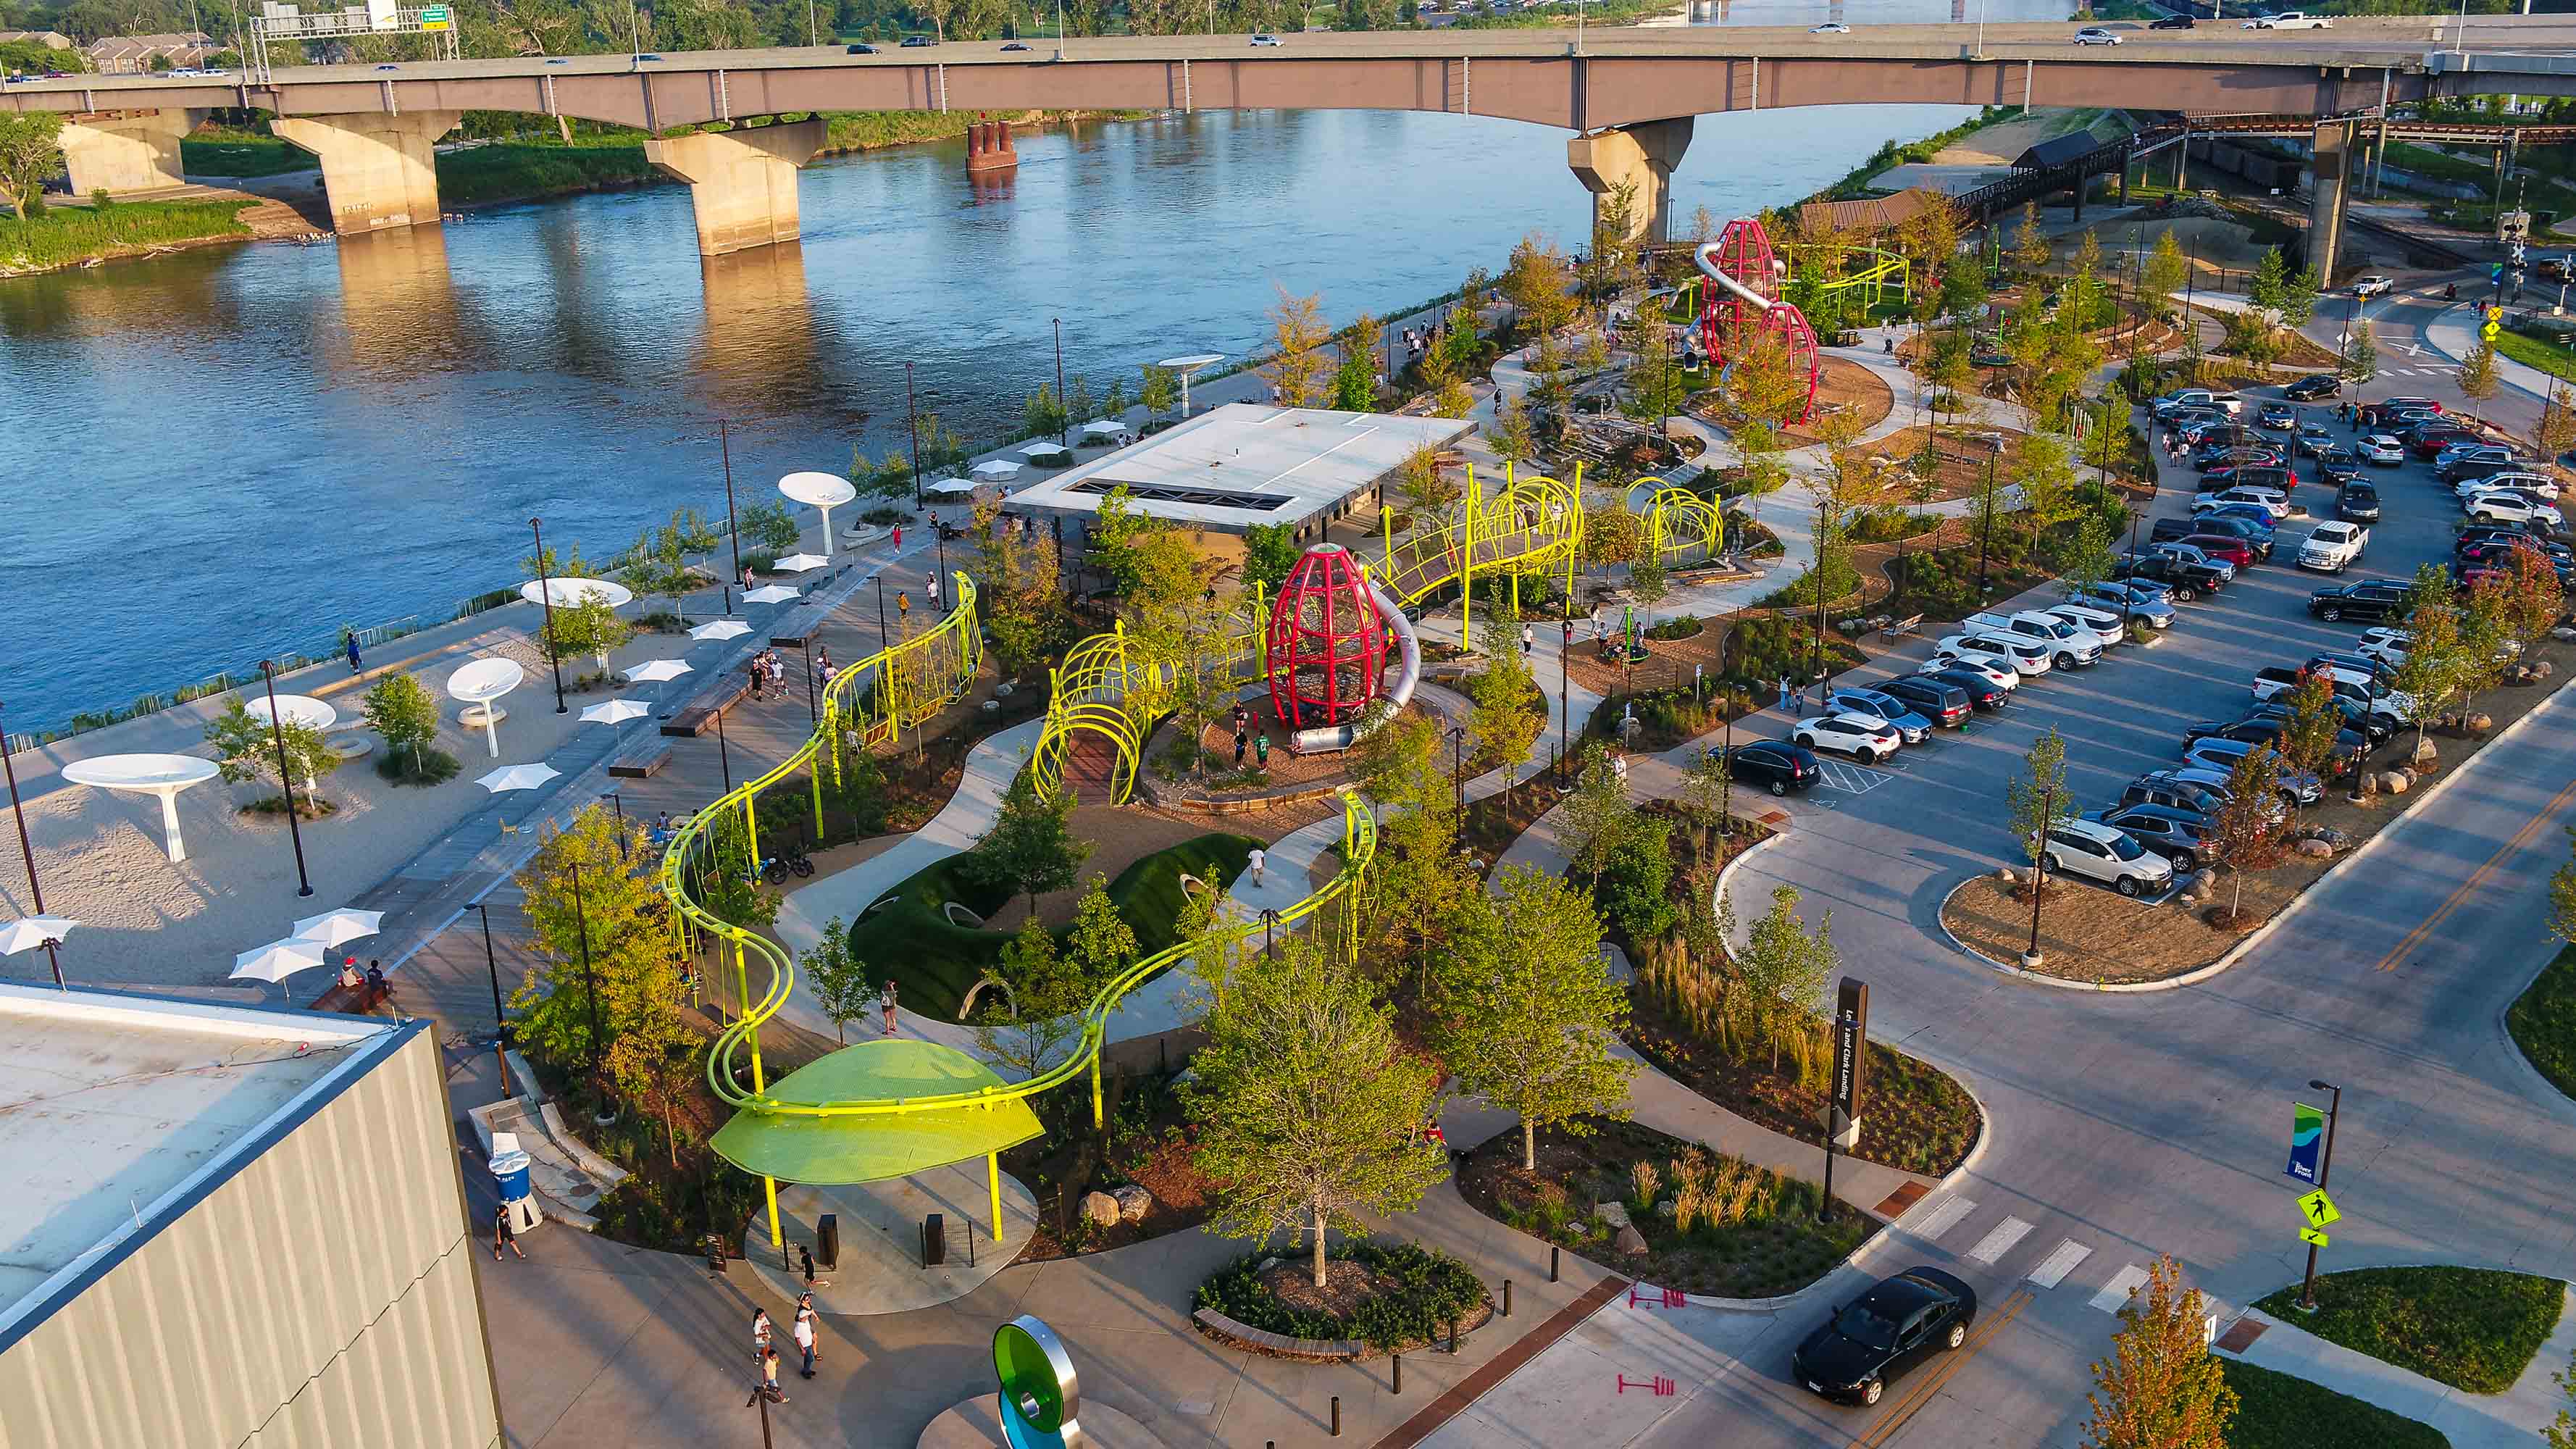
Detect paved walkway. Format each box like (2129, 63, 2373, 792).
(2219, 1282, 2576, 1449)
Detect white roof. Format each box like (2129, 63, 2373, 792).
(1005, 403, 1474, 535)
(0, 984, 394, 1335)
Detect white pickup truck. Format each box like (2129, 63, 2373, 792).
(1965, 609, 2108, 669)
(2246, 10, 2333, 26)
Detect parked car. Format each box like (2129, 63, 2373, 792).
(2358, 435, 2406, 464)
(2118, 774, 2221, 820)
(2257, 403, 2299, 431)
(2066, 581, 2178, 630)
(2298, 521, 2369, 572)
(1826, 688, 1931, 744)
(2362, 396, 2443, 425)
(2086, 803, 2216, 873)
(1793, 1267, 1979, 1406)
(2177, 533, 2259, 568)
(2283, 374, 2342, 400)
(2337, 482, 2381, 522)
(2071, 25, 2123, 42)
(2194, 486, 2291, 519)
(2307, 578, 2412, 622)
(1963, 609, 2107, 669)
(2185, 714, 2367, 770)
(2198, 504, 2283, 536)
(1934, 630, 2052, 678)
(2464, 491, 2564, 530)
(2182, 737, 2326, 804)
(1711, 740, 1821, 796)
(1877, 675, 1973, 727)
(2041, 818, 2178, 896)
(2152, 388, 2218, 417)
(2046, 599, 2133, 645)
(2136, 767, 2283, 824)
(2113, 549, 2227, 601)
(2296, 425, 2341, 459)
(1919, 664, 2015, 706)
(2475, 469, 2561, 500)
(2435, 446, 2518, 482)
(1793, 711, 1902, 764)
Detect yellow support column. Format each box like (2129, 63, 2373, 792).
(1090, 1055, 1104, 1130)
(1461, 464, 1476, 647)
(987, 1151, 1003, 1243)
(732, 937, 784, 1251)
(810, 767, 824, 838)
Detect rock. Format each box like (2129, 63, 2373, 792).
(1595, 1200, 1633, 1230)
(1655, 1199, 1678, 1219)
(2379, 772, 2409, 796)
(2302, 827, 2351, 851)
(1080, 1191, 1120, 1228)
(1258, 1256, 1280, 1272)
(2535, 661, 2555, 681)
(995, 680, 1016, 697)
(2295, 838, 2333, 860)
(1613, 1224, 1649, 1257)
(1996, 866, 2023, 887)
(2467, 712, 2493, 734)
(2413, 738, 2439, 766)
(2552, 625, 2576, 642)
(1112, 1185, 1153, 1224)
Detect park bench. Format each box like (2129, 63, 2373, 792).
(607, 741, 674, 780)
(308, 977, 391, 1015)
(660, 672, 752, 738)
(1190, 1308, 1367, 1361)
(1880, 614, 1924, 643)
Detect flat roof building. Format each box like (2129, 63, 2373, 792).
(0, 984, 501, 1447)
(1003, 402, 1474, 545)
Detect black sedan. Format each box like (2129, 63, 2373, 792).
(1712, 740, 1820, 796)
(2149, 11, 2192, 25)
(2338, 482, 2381, 522)
(1792, 1266, 1978, 1406)
(1915, 667, 2010, 713)
(2283, 373, 2343, 401)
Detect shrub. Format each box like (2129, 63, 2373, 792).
(1723, 615, 1860, 688)
(1644, 614, 1703, 641)
(375, 745, 461, 786)
(860, 504, 911, 527)
(1194, 1240, 1490, 1352)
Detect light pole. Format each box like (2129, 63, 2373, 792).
(479, 902, 509, 1085)
(1976, 443, 1999, 593)
(719, 419, 743, 609)
(2297, 1078, 2343, 1311)
(1053, 317, 1069, 447)
(259, 660, 314, 898)
(0, 708, 65, 988)
(1560, 617, 1573, 769)
(715, 703, 735, 793)
(1261, 906, 1279, 956)
(569, 856, 603, 1077)
(1449, 725, 1468, 835)
(1054, 0, 1066, 59)
(531, 518, 568, 713)
(2021, 783, 2054, 969)
(905, 362, 924, 508)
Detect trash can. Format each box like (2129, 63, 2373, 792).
(490, 1148, 532, 1206)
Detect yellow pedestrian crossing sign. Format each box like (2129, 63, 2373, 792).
(2297, 1189, 2340, 1229)
(2300, 1226, 2330, 1248)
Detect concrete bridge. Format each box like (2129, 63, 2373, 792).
(9, 17, 2574, 263)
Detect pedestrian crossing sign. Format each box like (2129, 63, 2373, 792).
(2299, 1226, 2330, 1248)
(2296, 1189, 2340, 1228)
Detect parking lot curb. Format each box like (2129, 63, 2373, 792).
(1933, 680, 2574, 994)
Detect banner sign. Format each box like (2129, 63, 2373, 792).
(2285, 1101, 2324, 1185)
(1829, 979, 1869, 1121)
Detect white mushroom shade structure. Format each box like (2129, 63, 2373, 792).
(969, 458, 1021, 482)
(244, 694, 336, 732)
(579, 698, 651, 725)
(519, 577, 634, 610)
(477, 762, 561, 793)
(291, 907, 384, 948)
(690, 619, 752, 642)
(743, 584, 801, 605)
(924, 477, 978, 497)
(624, 659, 693, 685)
(1157, 352, 1222, 419)
(777, 471, 858, 556)
(1017, 441, 1073, 465)
(59, 753, 220, 863)
(0, 916, 76, 956)
(446, 657, 527, 759)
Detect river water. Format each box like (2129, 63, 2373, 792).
(0, 72, 2049, 728)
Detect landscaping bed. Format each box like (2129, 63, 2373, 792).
(1455, 1116, 1873, 1298)
(1193, 1239, 1493, 1357)
(2507, 943, 2576, 1102)
(1006, 1066, 1216, 1261)
(1857, 425, 2031, 505)
(2218, 1359, 2451, 1449)
(2251, 1266, 2567, 1394)
(1776, 356, 1897, 446)
(1625, 1006, 1981, 1177)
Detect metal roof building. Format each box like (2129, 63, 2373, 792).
(0, 984, 501, 1448)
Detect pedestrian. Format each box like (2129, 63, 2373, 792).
(761, 1348, 788, 1404)
(1248, 845, 1266, 887)
(798, 1245, 815, 1284)
(927, 572, 941, 608)
(1233, 729, 1248, 767)
(892, 524, 902, 551)
(750, 1307, 773, 1361)
(337, 957, 361, 990)
(793, 1297, 819, 1379)
(493, 1202, 524, 1261)
(365, 959, 386, 994)
(880, 980, 898, 1036)
(1521, 622, 1534, 655)
(1253, 732, 1269, 767)
(344, 630, 362, 675)
(1778, 674, 1793, 713)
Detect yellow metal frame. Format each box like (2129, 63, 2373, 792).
(1029, 593, 1271, 807)
(1778, 242, 1913, 311)
(1638, 480, 1725, 566)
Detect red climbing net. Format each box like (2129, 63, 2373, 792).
(1264, 543, 1387, 732)
(1697, 217, 1822, 425)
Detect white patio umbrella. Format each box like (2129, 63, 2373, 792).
(970, 459, 1021, 481)
(690, 619, 753, 642)
(230, 936, 327, 983)
(579, 698, 651, 724)
(1082, 419, 1133, 439)
(477, 763, 561, 793)
(925, 477, 978, 496)
(743, 584, 801, 605)
(774, 553, 829, 574)
(1017, 441, 1071, 459)
(624, 659, 693, 684)
(0, 916, 77, 955)
(290, 907, 383, 948)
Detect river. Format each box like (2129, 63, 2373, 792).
(0, 69, 2049, 730)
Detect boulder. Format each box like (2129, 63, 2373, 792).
(2537, 661, 2557, 681)
(2552, 625, 2576, 642)
(2295, 838, 2333, 860)
(1595, 1201, 1633, 1231)
(2379, 772, 2409, 796)
(1258, 1256, 1281, 1272)
(1080, 1191, 1121, 1228)
(1996, 866, 2023, 887)
(1614, 1224, 1649, 1257)
(995, 680, 1016, 697)
(2412, 738, 2440, 767)
(2301, 827, 2351, 851)
(1112, 1185, 1153, 1224)
(1655, 1199, 1678, 1219)
(2467, 711, 2493, 734)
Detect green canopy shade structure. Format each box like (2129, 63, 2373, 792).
(709, 1039, 1045, 1185)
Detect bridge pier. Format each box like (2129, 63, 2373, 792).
(1566, 117, 1694, 244)
(59, 108, 209, 195)
(271, 111, 461, 234)
(2307, 118, 2356, 291)
(645, 119, 826, 259)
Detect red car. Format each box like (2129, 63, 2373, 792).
(2179, 534, 2257, 569)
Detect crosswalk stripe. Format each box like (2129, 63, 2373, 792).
(2026, 1239, 2094, 1289)
(2091, 1264, 2151, 1313)
(1912, 1194, 1978, 1241)
(1965, 1216, 2033, 1265)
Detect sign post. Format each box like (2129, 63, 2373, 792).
(2294, 1081, 2343, 1311)
(1820, 979, 1868, 1222)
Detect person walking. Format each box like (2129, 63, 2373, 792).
(1777, 674, 1793, 713)
(927, 572, 942, 608)
(891, 523, 903, 552)
(793, 1296, 819, 1379)
(750, 1307, 774, 1361)
(879, 980, 899, 1036)
(344, 630, 362, 675)
(1521, 622, 1534, 655)
(1232, 728, 1248, 768)
(493, 1203, 524, 1261)
(1248, 845, 1266, 888)
(760, 1348, 788, 1403)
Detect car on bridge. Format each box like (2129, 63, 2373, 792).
(1250, 32, 1283, 43)
(1810, 21, 1849, 32)
(2246, 9, 2333, 26)
(902, 33, 936, 44)
(2072, 25, 2122, 43)
(845, 41, 877, 51)
(2149, 12, 2193, 26)
(1792, 1267, 1978, 1406)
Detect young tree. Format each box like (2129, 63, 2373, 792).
(1501, 230, 1577, 339)
(2547, 1343, 2576, 1449)
(2081, 1254, 2237, 1449)
(2340, 318, 2378, 391)
(1185, 935, 1448, 1289)
(1241, 522, 1302, 596)
(1421, 343, 1475, 419)
(1735, 882, 1836, 1071)
(2457, 338, 2502, 405)
(1263, 287, 1334, 406)
(2008, 727, 2075, 872)
(618, 522, 700, 619)
(1677, 743, 1734, 838)
(0, 112, 63, 226)
(1630, 555, 1671, 631)
(540, 593, 632, 679)
(963, 772, 1092, 919)
(204, 698, 339, 805)
(738, 498, 803, 556)
(2012, 201, 2051, 275)
(1489, 388, 1538, 467)
(1139, 363, 1180, 426)
(602, 1007, 699, 1168)
(2491, 545, 2567, 664)
(1061, 874, 1139, 982)
(2207, 746, 2289, 919)
(2391, 564, 2473, 756)
(1430, 866, 1634, 1171)
(1467, 614, 1543, 774)
(2274, 673, 2343, 819)
(509, 805, 679, 1071)
(1332, 317, 1379, 411)
(2141, 230, 2188, 314)
(1560, 740, 1642, 889)
(801, 919, 870, 1045)
(362, 672, 444, 780)
(974, 915, 1090, 1080)
(2015, 432, 2083, 550)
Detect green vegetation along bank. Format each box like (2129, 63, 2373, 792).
(0, 199, 258, 277)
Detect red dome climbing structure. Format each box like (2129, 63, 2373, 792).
(1697, 217, 1822, 425)
(1265, 543, 1388, 731)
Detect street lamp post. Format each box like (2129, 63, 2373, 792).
(2297, 1079, 2343, 1311)
(569, 857, 603, 1076)
(714, 703, 735, 793)
(1449, 725, 1468, 835)
(2123, 507, 2142, 638)
(2021, 783, 2054, 969)
(1053, 317, 1069, 447)
(259, 660, 315, 898)
(0, 707, 65, 988)
(479, 902, 509, 1085)
(720, 419, 744, 609)
(531, 517, 569, 713)
(1560, 618, 1573, 769)
(1976, 445, 2000, 593)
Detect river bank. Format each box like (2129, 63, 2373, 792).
(0, 197, 264, 277)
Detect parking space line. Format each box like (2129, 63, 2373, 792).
(1910, 1195, 1977, 1242)
(1965, 1216, 2033, 1266)
(2025, 1240, 2094, 1290)
(2090, 1264, 2151, 1314)
(1815, 760, 1897, 795)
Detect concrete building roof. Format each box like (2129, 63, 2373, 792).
(0, 984, 401, 1343)
(1002, 402, 1473, 535)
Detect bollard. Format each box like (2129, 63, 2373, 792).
(1448, 1319, 1460, 1355)
(1504, 1279, 1513, 1318)
(1392, 1353, 1402, 1395)
(1331, 1396, 1342, 1437)
(1551, 1245, 1561, 1282)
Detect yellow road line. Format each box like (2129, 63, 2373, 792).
(2375, 774, 2576, 973)
(1849, 1288, 2032, 1449)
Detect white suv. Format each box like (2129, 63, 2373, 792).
(2041, 819, 2176, 898)
(1965, 609, 2105, 669)
(1936, 630, 2052, 677)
